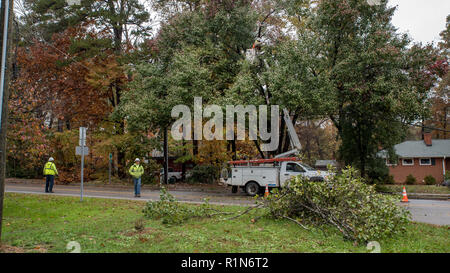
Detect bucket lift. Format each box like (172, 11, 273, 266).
(227, 108, 302, 167)
(275, 109, 302, 158)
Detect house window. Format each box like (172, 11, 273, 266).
(402, 158, 414, 166)
(386, 159, 397, 166)
(419, 158, 431, 166)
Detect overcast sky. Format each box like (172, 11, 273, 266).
(389, 0, 450, 44)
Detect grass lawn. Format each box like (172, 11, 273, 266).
(1, 193, 449, 253)
(377, 184, 450, 194)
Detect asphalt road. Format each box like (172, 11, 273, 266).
(5, 183, 255, 206)
(5, 183, 450, 226)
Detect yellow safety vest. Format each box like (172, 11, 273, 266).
(129, 164, 144, 178)
(43, 162, 58, 176)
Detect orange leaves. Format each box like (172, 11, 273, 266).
(13, 24, 115, 128)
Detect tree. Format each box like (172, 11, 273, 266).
(18, 0, 152, 177)
(232, 0, 440, 178)
(13, 26, 112, 130)
(428, 15, 450, 139)
(296, 119, 338, 164)
(309, 0, 442, 178)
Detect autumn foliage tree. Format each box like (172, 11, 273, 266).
(8, 25, 112, 179)
(427, 15, 450, 139)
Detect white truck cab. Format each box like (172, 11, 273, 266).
(224, 159, 331, 196)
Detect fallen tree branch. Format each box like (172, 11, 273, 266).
(224, 204, 264, 221)
(282, 216, 309, 230)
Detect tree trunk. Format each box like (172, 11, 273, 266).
(116, 119, 126, 178)
(253, 140, 265, 159)
(181, 139, 186, 181)
(163, 126, 168, 184)
(231, 139, 236, 160)
(277, 116, 286, 154)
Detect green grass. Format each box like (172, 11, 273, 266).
(377, 185, 450, 194)
(1, 193, 449, 253)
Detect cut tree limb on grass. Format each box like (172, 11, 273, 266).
(281, 216, 309, 230)
(224, 204, 264, 221)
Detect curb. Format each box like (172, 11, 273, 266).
(381, 191, 450, 201)
(402, 193, 450, 201)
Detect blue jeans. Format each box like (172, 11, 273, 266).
(133, 177, 141, 195)
(45, 175, 54, 192)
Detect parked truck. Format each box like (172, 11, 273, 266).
(223, 109, 331, 196)
(223, 158, 331, 196)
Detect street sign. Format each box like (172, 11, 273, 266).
(76, 146, 89, 156)
(79, 127, 87, 146)
(109, 153, 113, 161)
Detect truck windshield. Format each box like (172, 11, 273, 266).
(299, 163, 315, 171)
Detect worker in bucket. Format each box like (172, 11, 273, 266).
(129, 158, 144, 197)
(43, 157, 58, 193)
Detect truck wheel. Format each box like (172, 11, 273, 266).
(231, 186, 238, 194)
(245, 182, 260, 196)
(169, 176, 177, 183)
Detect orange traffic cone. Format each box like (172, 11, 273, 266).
(401, 186, 409, 203)
(264, 185, 269, 198)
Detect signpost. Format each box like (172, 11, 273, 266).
(109, 153, 112, 184)
(77, 127, 87, 201)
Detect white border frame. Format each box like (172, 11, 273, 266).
(419, 158, 432, 166)
(386, 159, 397, 166)
(402, 158, 414, 166)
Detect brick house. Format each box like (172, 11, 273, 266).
(378, 134, 450, 184)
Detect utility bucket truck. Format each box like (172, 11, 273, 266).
(223, 110, 331, 196)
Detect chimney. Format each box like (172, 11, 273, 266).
(423, 133, 432, 146)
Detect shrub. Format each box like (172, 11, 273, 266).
(265, 167, 410, 243)
(141, 159, 160, 185)
(424, 175, 436, 185)
(382, 175, 395, 185)
(443, 173, 450, 187)
(134, 218, 145, 231)
(366, 157, 390, 184)
(187, 164, 220, 184)
(405, 174, 416, 185)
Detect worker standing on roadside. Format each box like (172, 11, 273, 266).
(129, 158, 144, 197)
(43, 157, 58, 193)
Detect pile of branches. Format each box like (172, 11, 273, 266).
(142, 187, 232, 225)
(143, 168, 410, 243)
(261, 167, 410, 242)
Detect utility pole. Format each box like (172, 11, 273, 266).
(0, 0, 13, 244)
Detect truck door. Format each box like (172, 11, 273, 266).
(280, 162, 306, 187)
(230, 167, 243, 186)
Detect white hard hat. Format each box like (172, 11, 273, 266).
(135, 158, 140, 162)
(49, 157, 54, 162)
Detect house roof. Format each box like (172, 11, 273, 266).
(315, 160, 338, 167)
(378, 139, 450, 158)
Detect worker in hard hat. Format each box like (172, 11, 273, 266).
(43, 157, 58, 193)
(129, 158, 144, 197)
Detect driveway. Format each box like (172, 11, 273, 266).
(5, 182, 450, 226)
